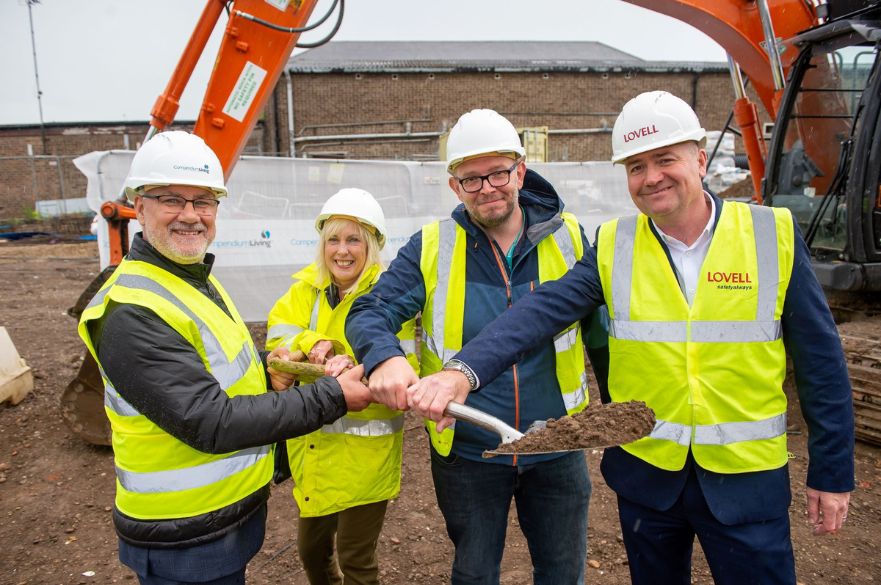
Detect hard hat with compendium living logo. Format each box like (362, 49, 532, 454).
(123, 131, 227, 201)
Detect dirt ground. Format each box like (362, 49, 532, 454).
(1, 239, 880, 585)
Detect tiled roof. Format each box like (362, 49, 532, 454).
(288, 41, 726, 73)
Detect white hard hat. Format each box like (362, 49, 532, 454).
(611, 91, 707, 164)
(123, 131, 227, 201)
(315, 188, 387, 249)
(446, 109, 525, 173)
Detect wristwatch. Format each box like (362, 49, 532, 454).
(443, 359, 480, 392)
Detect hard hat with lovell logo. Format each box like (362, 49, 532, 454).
(611, 91, 707, 164)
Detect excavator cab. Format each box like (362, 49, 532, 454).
(764, 10, 881, 291)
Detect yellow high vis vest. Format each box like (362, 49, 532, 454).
(266, 263, 418, 517)
(419, 213, 590, 455)
(597, 202, 795, 473)
(78, 260, 273, 520)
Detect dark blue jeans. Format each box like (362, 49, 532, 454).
(618, 465, 796, 585)
(118, 504, 266, 585)
(431, 447, 591, 585)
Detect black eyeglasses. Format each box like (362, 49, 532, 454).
(141, 193, 220, 215)
(455, 161, 521, 193)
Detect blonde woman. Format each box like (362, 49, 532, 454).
(266, 188, 417, 585)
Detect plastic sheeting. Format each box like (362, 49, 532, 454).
(74, 152, 635, 322)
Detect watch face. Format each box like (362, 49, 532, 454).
(444, 361, 465, 374)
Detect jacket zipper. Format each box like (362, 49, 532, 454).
(487, 239, 519, 466)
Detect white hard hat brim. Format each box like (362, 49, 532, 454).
(316, 213, 386, 249)
(125, 183, 228, 202)
(447, 148, 525, 173)
(611, 131, 707, 164)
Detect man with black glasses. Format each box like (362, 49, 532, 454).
(347, 109, 600, 584)
(78, 131, 371, 584)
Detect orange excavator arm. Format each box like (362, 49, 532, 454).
(67, 1, 329, 445)
(95, 1, 326, 282)
(623, 0, 820, 201)
(623, 0, 818, 116)
(150, 0, 323, 179)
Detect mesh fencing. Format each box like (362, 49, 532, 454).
(75, 152, 635, 321)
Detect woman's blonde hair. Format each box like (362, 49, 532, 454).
(316, 216, 383, 288)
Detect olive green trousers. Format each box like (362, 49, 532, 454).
(296, 500, 389, 585)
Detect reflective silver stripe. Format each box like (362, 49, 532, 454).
(750, 205, 779, 322)
(111, 274, 253, 390)
(554, 327, 578, 352)
(650, 419, 692, 446)
(611, 216, 637, 321)
(116, 445, 270, 494)
(431, 220, 457, 363)
(423, 331, 439, 357)
(268, 295, 318, 351)
(211, 342, 254, 390)
(86, 284, 111, 310)
(690, 320, 782, 342)
(611, 319, 781, 343)
(610, 320, 687, 342)
(309, 296, 320, 330)
(321, 414, 404, 437)
(694, 413, 786, 445)
(104, 382, 141, 417)
(267, 323, 304, 342)
(648, 413, 787, 446)
(561, 371, 588, 410)
(553, 219, 586, 412)
(551, 221, 577, 269)
(400, 338, 417, 356)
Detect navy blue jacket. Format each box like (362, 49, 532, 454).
(454, 193, 855, 523)
(347, 169, 592, 464)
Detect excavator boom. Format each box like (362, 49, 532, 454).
(152, 0, 322, 178)
(623, 0, 818, 117)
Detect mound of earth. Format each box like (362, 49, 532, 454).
(490, 401, 656, 455)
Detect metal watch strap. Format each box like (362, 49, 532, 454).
(443, 359, 479, 391)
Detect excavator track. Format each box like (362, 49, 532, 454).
(839, 316, 881, 447)
(828, 292, 881, 447)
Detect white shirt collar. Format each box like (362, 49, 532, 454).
(651, 191, 716, 251)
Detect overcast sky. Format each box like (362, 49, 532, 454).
(2, 0, 727, 126)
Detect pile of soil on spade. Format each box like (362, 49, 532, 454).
(489, 401, 656, 455)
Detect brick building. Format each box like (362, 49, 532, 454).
(0, 122, 266, 222)
(270, 41, 730, 161)
(0, 41, 731, 222)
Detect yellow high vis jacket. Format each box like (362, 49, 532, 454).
(419, 213, 589, 455)
(267, 262, 418, 517)
(78, 259, 273, 520)
(597, 202, 795, 473)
